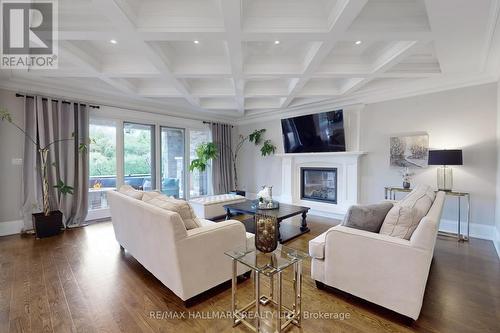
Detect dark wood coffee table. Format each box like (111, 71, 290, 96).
(223, 200, 310, 243)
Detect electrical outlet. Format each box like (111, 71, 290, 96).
(11, 158, 23, 166)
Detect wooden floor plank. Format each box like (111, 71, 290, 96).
(8, 250, 31, 333)
(41, 245, 76, 333)
(28, 248, 52, 333)
(0, 217, 498, 333)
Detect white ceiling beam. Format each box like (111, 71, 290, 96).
(342, 41, 419, 95)
(91, 0, 204, 111)
(220, 0, 244, 114)
(424, 0, 496, 74)
(60, 42, 140, 96)
(59, 30, 434, 43)
(281, 0, 369, 108)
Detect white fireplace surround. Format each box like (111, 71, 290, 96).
(278, 152, 366, 219)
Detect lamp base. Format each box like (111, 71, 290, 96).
(437, 166, 453, 191)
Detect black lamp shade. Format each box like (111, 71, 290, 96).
(428, 149, 463, 166)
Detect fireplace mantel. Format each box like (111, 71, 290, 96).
(279, 151, 366, 219)
(276, 151, 366, 158)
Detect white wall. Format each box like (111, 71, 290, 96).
(237, 84, 498, 236)
(360, 83, 497, 232)
(495, 81, 500, 256)
(0, 89, 25, 225)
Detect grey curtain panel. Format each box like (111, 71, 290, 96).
(21, 96, 89, 229)
(210, 123, 234, 194)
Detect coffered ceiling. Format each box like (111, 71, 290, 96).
(1, 0, 500, 121)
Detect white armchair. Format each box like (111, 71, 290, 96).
(309, 191, 445, 319)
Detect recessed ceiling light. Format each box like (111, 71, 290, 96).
(194, 40, 200, 44)
(355, 40, 362, 45)
(274, 40, 280, 45)
(110, 39, 118, 44)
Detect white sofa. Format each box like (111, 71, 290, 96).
(309, 191, 445, 320)
(108, 190, 254, 303)
(189, 194, 246, 219)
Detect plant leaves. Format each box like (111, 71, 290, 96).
(78, 143, 88, 153)
(189, 159, 207, 172)
(260, 140, 276, 156)
(53, 180, 74, 195)
(249, 129, 266, 144)
(190, 142, 218, 172)
(0, 108, 12, 122)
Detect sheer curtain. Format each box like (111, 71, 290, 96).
(21, 96, 89, 230)
(210, 123, 233, 194)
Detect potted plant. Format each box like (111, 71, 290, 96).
(190, 129, 276, 194)
(0, 107, 89, 238)
(400, 166, 414, 189)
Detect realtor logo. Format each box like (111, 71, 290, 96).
(1, 0, 58, 69)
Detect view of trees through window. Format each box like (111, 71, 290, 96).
(89, 120, 116, 178)
(124, 123, 155, 190)
(88, 118, 211, 206)
(88, 119, 117, 211)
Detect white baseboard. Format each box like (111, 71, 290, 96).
(439, 219, 496, 241)
(494, 228, 500, 260)
(0, 220, 24, 237)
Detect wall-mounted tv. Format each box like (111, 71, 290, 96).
(281, 110, 346, 153)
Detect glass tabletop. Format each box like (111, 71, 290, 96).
(225, 245, 309, 276)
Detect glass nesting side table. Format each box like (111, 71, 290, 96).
(225, 245, 308, 333)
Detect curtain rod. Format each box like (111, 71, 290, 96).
(15, 93, 100, 109)
(203, 121, 234, 128)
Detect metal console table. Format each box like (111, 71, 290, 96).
(384, 186, 470, 241)
(225, 245, 308, 333)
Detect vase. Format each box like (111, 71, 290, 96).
(254, 214, 279, 253)
(403, 181, 411, 189)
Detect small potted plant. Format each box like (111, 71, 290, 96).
(400, 167, 414, 189)
(1, 107, 90, 238)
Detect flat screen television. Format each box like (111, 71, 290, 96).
(281, 110, 346, 153)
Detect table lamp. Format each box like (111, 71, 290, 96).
(428, 149, 463, 191)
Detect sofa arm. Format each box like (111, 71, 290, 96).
(175, 220, 250, 299)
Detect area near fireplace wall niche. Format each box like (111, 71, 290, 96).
(274, 105, 366, 219)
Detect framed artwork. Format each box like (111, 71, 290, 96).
(390, 134, 429, 168)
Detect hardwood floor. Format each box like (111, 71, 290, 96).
(1, 216, 499, 333)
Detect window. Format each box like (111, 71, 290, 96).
(161, 127, 185, 198)
(124, 122, 155, 190)
(189, 129, 211, 198)
(88, 119, 117, 212)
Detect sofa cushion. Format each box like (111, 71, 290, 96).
(189, 194, 245, 206)
(118, 184, 143, 200)
(342, 202, 394, 233)
(309, 232, 327, 259)
(141, 191, 162, 202)
(145, 194, 202, 230)
(379, 184, 435, 240)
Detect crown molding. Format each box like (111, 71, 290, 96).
(0, 77, 240, 125)
(237, 73, 498, 125)
(1, 71, 497, 127)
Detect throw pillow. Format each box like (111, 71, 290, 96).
(118, 184, 143, 200)
(145, 194, 202, 230)
(379, 184, 435, 239)
(141, 191, 162, 202)
(342, 202, 394, 233)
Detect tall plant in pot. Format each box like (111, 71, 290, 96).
(0, 107, 90, 238)
(190, 129, 276, 192)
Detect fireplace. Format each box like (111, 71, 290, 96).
(300, 167, 337, 204)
